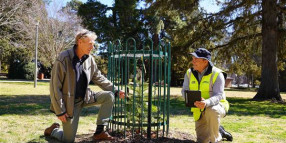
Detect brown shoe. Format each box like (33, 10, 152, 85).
(93, 131, 116, 140)
(44, 123, 60, 136)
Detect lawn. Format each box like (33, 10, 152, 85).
(0, 81, 286, 143)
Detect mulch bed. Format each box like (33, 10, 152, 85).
(74, 130, 196, 143)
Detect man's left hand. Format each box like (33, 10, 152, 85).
(119, 91, 126, 99)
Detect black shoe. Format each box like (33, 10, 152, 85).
(219, 125, 233, 141)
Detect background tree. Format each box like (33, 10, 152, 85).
(0, 0, 82, 78)
(78, 0, 147, 49)
(0, 0, 30, 73)
(207, 0, 283, 101)
(253, 0, 281, 101)
(144, 0, 226, 85)
(144, 0, 285, 101)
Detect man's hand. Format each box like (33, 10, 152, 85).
(194, 98, 206, 109)
(57, 113, 69, 123)
(194, 101, 206, 109)
(119, 90, 126, 99)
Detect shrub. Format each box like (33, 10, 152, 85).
(7, 47, 33, 79)
(8, 61, 35, 80)
(23, 62, 35, 80)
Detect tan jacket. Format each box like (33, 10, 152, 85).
(49, 47, 116, 117)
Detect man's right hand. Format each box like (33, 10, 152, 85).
(57, 113, 69, 123)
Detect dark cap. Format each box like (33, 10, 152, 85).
(190, 48, 213, 66)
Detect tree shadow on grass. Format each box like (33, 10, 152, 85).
(1, 95, 285, 118)
(0, 95, 51, 115)
(227, 97, 286, 118)
(0, 95, 100, 116)
(0, 94, 190, 116)
(168, 96, 286, 118)
(169, 96, 192, 116)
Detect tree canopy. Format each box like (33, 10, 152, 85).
(0, 0, 285, 101)
(77, 0, 285, 101)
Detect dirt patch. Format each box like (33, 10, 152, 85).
(74, 130, 196, 143)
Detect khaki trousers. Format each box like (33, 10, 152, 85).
(50, 91, 115, 143)
(195, 103, 226, 143)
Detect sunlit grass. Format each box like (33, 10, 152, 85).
(0, 81, 286, 142)
(168, 96, 286, 143)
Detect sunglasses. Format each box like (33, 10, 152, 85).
(78, 32, 89, 40)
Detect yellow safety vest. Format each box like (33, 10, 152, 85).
(186, 66, 229, 121)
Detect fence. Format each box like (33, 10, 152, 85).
(107, 38, 171, 139)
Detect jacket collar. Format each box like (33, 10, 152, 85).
(67, 45, 76, 60)
(191, 64, 213, 82)
(67, 45, 89, 62)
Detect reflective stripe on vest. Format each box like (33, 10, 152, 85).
(186, 66, 229, 121)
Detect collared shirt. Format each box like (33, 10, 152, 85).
(72, 45, 89, 99)
(197, 67, 208, 83)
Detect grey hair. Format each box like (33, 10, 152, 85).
(75, 29, 97, 44)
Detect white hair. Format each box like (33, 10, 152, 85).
(75, 29, 97, 44)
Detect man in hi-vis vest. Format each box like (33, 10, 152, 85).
(181, 48, 233, 143)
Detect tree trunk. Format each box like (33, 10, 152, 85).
(253, 0, 282, 101)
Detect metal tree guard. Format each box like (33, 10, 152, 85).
(107, 38, 171, 139)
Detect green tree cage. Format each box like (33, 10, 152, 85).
(107, 38, 171, 139)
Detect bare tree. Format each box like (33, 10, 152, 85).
(0, 0, 83, 74)
(0, 0, 25, 27)
(38, 5, 82, 66)
(18, 0, 82, 67)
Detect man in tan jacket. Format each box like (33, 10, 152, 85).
(44, 29, 125, 142)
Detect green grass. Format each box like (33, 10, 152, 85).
(168, 96, 286, 143)
(0, 81, 286, 142)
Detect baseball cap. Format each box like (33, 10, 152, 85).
(190, 48, 213, 66)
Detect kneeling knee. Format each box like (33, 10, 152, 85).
(205, 106, 220, 117)
(106, 91, 115, 102)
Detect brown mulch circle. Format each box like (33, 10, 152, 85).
(74, 130, 196, 143)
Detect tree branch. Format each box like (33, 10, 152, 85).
(210, 32, 262, 50)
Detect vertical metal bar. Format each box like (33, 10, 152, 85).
(154, 59, 157, 107)
(112, 42, 117, 132)
(133, 42, 136, 138)
(111, 42, 115, 132)
(124, 42, 128, 138)
(126, 38, 136, 138)
(113, 44, 116, 131)
(147, 38, 153, 139)
(120, 50, 124, 130)
(140, 48, 145, 137)
(117, 42, 121, 131)
(163, 42, 167, 136)
(167, 42, 171, 136)
(157, 42, 162, 138)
